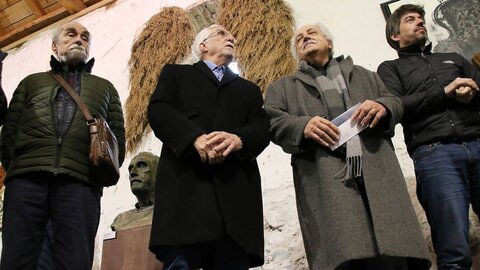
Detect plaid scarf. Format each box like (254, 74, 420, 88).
(299, 58, 363, 188)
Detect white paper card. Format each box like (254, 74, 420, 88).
(103, 231, 116, 240)
(329, 103, 367, 150)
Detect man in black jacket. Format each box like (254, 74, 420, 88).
(0, 21, 125, 270)
(147, 24, 269, 269)
(378, 4, 480, 270)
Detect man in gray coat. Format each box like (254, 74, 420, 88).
(264, 23, 431, 270)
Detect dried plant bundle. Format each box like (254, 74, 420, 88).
(217, 0, 296, 94)
(125, 7, 194, 153)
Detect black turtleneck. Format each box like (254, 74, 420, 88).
(308, 58, 331, 76)
(398, 43, 432, 57)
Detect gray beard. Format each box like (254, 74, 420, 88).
(60, 49, 88, 66)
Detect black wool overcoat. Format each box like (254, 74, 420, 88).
(147, 61, 270, 267)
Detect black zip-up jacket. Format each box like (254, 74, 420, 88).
(377, 43, 480, 155)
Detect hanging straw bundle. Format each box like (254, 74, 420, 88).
(125, 7, 194, 153)
(217, 0, 296, 94)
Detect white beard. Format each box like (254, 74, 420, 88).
(60, 46, 88, 66)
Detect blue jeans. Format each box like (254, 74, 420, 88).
(413, 139, 480, 270)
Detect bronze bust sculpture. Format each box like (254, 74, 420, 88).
(111, 152, 159, 231)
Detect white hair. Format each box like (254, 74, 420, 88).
(52, 25, 62, 44)
(191, 24, 222, 62)
(291, 22, 334, 60)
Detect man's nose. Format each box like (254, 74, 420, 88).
(227, 35, 236, 44)
(74, 35, 83, 44)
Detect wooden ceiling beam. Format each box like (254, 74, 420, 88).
(56, 0, 87, 14)
(25, 0, 46, 18)
(0, 7, 66, 47)
(1, 0, 117, 51)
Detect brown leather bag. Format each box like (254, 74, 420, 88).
(49, 71, 120, 187)
(473, 52, 480, 69)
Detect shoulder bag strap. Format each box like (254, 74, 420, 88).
(48, 71, 94, 122)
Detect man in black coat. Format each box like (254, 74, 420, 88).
(147, 24, 270, 269)
(378, 4, 480, 270)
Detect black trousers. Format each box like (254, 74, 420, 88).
(160, 237, 250, 270)
(37, 220, 54, 270)
(0, 173, 101, 270)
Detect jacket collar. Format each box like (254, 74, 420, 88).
(193, 61, 238, 86)
(50, 56, 95, 74)
(398, 42, 432, 57)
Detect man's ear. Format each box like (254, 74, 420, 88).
(391, 34, 401, 42)
(199, 42, 208, 53)
(52, 42, 57, 54)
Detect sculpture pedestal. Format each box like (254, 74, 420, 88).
(101, 224, 163, 270)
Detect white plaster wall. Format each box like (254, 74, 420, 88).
(0, 0, 415, 269)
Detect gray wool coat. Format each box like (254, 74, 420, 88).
(264, 56, 431, 270)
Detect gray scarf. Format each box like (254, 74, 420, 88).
(299, 58, 363, 188)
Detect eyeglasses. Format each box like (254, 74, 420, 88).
(202, 29, 234, 43)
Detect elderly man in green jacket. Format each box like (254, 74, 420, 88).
(0, 21, 125, 270)
(264, 22, 431, 270)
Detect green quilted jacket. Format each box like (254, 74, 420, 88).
(1, 58, 125, 186)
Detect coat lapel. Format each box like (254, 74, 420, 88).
(294, 70, 317, 89)
(194, 61, 220, 85)
(292, 68, 330, 119)
(338, 56, 365, 104)
(193, 61, 239, 87)
(219, 66, 238, 86)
